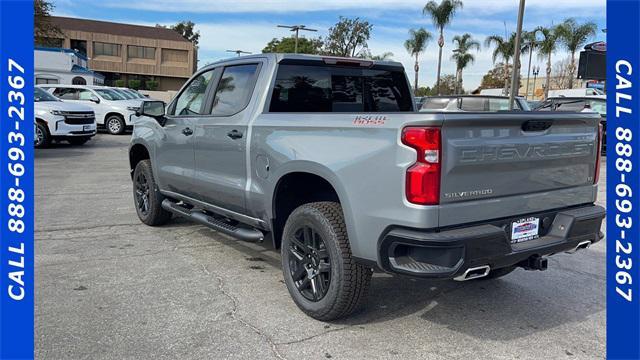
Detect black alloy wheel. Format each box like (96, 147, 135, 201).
(134, 171, 150, 217)
(288, 224, 332, 302)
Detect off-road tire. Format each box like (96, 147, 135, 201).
(106, 115, 125, 135)
(133, 159, 172, 226)
(281, 202, 372, 321)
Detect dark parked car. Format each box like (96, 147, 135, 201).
(534, 97, 606, 150)
(419, 95, 531, 112)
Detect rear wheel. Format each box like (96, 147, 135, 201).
(133, 160, 172, 226)
(106, 115, 125, 135)
(281, 202, 372, 321)
(35, 122, 50, 148)
(67, 137, 90, 146)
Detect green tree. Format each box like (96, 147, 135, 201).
(157, 21, 200, 46)
(480, 63, 520, 91)
(323, 17, 373, 57)
(555, 18, 597, 88)
(431, 74, 458, 95)
(34, 0, 62, 46)
(404, 28, 433, 95)
(422, 0, 464, 94)
(262, 36, 324, 54)
(451, 33, 480, 94)
(485, 32, 517, 94)
(415, 86, 432, 96)
(534, 26, 559, 99)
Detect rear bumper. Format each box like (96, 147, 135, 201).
(377, 204, 605, 279)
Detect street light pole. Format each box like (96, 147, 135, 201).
(226, 50, 251, 57)
(509, 0, 526, 110)
(277, 24, 318, 54)
(532, 66, 540, 99)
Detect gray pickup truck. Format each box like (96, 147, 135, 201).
(129, 54, 605, 320)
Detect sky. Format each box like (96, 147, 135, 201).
(52, 0, 606, 90)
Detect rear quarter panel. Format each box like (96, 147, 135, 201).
(247, 113, 444, 261)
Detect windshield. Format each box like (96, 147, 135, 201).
(112, 88, 136, 99)
(34, 87, 59, 102)
(94, 89, 125, 100)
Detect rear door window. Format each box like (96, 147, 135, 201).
(210, 64, 259, 116)
(269, 64, 412, 112)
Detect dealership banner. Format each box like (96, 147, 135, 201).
(0, 0, 35, 359)
(607, 0, 640, 359)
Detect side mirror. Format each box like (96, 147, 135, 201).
(90, 95, 100, 104)
(137, 100, 166, 126)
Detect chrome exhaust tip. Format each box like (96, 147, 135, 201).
(454, 265, 491, 281)
(565, 240, 592, 254)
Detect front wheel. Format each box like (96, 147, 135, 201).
(105, 115, 125, 135)
(281, 202, 372, 321)
(35, 122, 50, 148)
(133, 160, 172, 226)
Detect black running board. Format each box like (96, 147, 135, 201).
(161, 199, 265, 243)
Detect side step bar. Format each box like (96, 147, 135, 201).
(161, 199, 265, 243)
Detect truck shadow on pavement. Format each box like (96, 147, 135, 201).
(343, 270, 604, 341)
(194, 228, 604, 341)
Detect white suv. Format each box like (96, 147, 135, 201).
(34, 87, 96, 148)
(39, 84, 142, 135)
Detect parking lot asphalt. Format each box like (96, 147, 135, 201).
(36, 134, 607, 360)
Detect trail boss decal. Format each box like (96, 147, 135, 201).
(353, 115, 386, 126)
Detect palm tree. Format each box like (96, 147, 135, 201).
(404, 28, 432, 94)
(485, 32, 516, 94)
(555, 18, 597, 89)
(451, 33, 480, 94)
(423, 0, 464, 94)
(520, 30, 538, 99)
(534, 26, 558, 99)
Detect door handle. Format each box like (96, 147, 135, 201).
(182, 127, 193, 136)
(227, 129, 243, 139)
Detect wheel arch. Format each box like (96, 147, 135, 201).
(270, 165, 352, 249)
(104, 112, 124, 124)
(129, 143, 151, 179)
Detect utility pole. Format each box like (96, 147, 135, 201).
(277, 24, 318, 53)
(509, 0, 526, 110)
(226, 50, 251, 57)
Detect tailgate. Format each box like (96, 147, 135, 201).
(439, 112, 600, 223)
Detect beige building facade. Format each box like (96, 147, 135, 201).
(42, 17, 197, 91)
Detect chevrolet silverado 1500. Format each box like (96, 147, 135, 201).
(129, 54, 605, 320)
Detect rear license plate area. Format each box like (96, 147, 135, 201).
(510, 217, 540, 243)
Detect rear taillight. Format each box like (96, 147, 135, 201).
(401, 127, 441, 205)
(594, 123, 603, 184)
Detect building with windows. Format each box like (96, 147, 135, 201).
(38, 16, 197, 91)
(35, 47, 105, 86)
